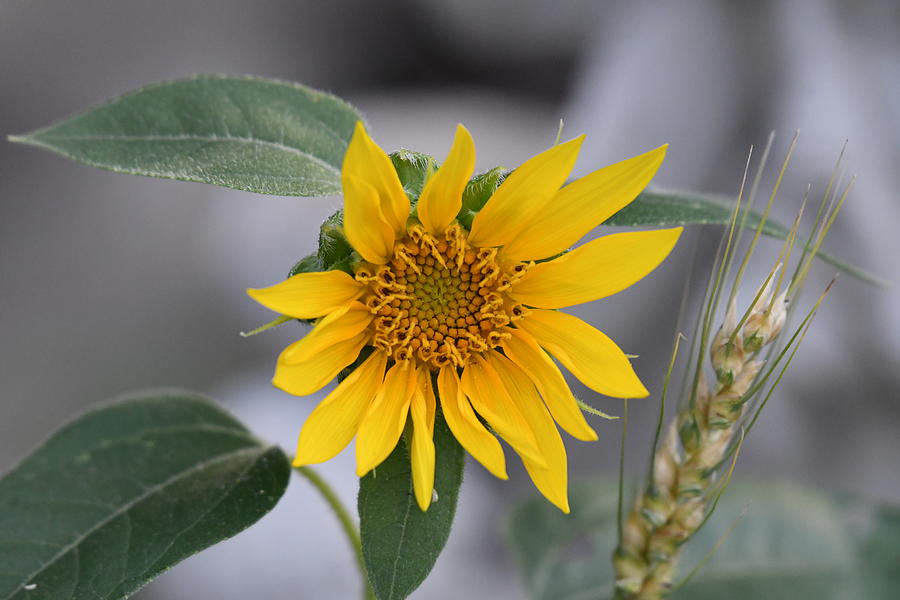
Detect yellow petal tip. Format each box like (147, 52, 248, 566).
(546, 494, 571, 514)
(580, 429, 600, 442)
(639, 143, 669, 168)
(621, 377, 651, 399)
(245, 287, 267, 303)
(559, 133, 586, 151)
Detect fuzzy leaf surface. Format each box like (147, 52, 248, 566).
(11, 75, 362, 196)
(358, 413, 464, 600)
(507, 481, 900, 600)
(390, 149, 436, 205)
(0, 390, 291, 600)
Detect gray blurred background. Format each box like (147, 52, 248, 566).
(2, 0, 899, 598)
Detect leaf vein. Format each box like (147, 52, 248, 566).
(34, 134, 341, 175)
(138, 447, 264, 578)
(385, 474, 415, 600)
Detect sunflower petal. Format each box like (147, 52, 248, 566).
(468, 136, 584, 248)
(437, 366, 507, 479)
(273, 332, 368, 396)
(488, 351, 569, 513)
(500, 327, 597, 441)
(502, 145, 668, 261)
(410, 367, 437, 511)
(511, 227, 682, 308)
(279, 302, 373, 364)
(518, 309, 649, 398)
(421, 367, 437, 430)
(356, 360, 416, 476)
(247, 270, 363, 319)
(343, 121, 410, 235)
(460, 356, 547, 468)
(293, 351, 387, 465)
(343, 175, 395, 264)
(418, 124, 475, 235)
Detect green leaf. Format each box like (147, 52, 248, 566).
(507, 481, 900, 600)
(0, 390, 291, 600)
(358, 410, 465, 600)
(606, 189, 886, 286)
(10, 75, 363, 196)
(507, 484, 620, 600)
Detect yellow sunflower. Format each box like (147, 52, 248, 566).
(248, 122, 681, 513)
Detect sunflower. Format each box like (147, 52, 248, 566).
(248, 122, 681, 512)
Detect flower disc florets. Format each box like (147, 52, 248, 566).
(357, 223, 525, 369)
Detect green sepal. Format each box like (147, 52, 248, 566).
(288, 252, 324, 278)
(296, 155, 509, 285)
(458, 167, 508, 229)
(288, 209, 359, 287)
(317, 210, 357, 274)
(301, 150, 440, 282)
(389, 149, 437, 207)
(359, 406, 465, 600)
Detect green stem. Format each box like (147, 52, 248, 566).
(294, 465, 375, 600)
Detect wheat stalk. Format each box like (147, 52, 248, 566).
(608, 134, 853, 599)
(612, 273, 787, 599)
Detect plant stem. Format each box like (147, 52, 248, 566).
(294, 465, 375, 600)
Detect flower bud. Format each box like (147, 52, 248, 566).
(743, 272, 788, 352)
(652, 423, 681, 494)
(622, 508, 649, 550)
(711, 300, 744, 384)
(708, 388, 742, 428)
(732, 359, 764, 396)
(673, 497, 705, 532)
(614, 575, 644, 596)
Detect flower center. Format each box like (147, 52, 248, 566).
(357, 224, 525, 369)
